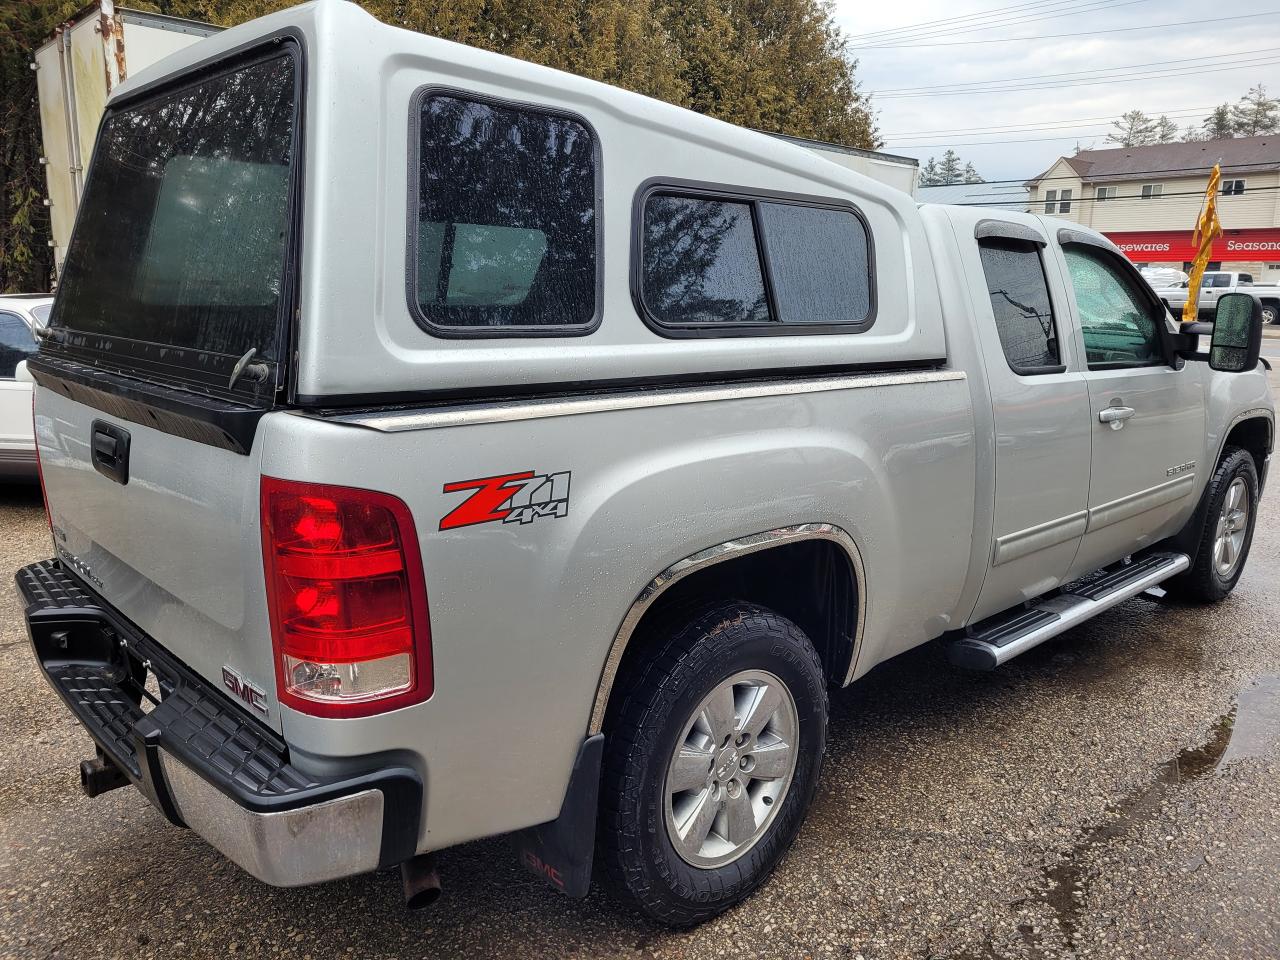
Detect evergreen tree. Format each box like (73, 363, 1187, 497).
(1230, 84, 1279, 136)
(961, 161, 984, 184)
(1182, 124, 1208, 142)
(1106, 110, 1156, 146)
(936, 149, 963, 184)
(919, 157, 941, 186)
(1202, 104, 1236, 140)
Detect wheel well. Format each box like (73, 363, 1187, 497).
(605, 540, 859, 724)
(1224, 416, 1272, 479)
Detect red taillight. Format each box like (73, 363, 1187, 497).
(261, 477, 432, 718)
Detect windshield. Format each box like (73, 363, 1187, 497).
(48, 50, 297, 398)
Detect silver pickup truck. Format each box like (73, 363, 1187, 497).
(17, 0, 1275, 928)
(1158, 271, 1280, 325)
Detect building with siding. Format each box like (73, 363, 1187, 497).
(1026, 136, 1280, 283)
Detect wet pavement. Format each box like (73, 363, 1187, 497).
(2, 436, 1279, 959)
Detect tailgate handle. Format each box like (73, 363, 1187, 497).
(90, 420, 131, 485)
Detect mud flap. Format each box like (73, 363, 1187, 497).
(510, 733, 603, 897)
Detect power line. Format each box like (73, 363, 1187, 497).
(874, 48, 1280, 95)
(897, 133, 1116, 148)
(876, 57, 1280, 98)
(847, 0, 1090, 42)
(853, 0, 1153, 46)
(954, 183, 1280, 205)
(884, 107, 1215, 137)
(855, 11, 1276, 48)
(923, 161, 1280, 188)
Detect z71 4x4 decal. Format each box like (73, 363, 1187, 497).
(439, 470, 572, 531)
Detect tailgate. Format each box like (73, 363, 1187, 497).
(27, 44, 302, 730)
(37, 389, 280, 729)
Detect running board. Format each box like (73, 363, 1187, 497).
(948, 552, 1190, 670)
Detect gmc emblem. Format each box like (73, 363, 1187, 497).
(222, 666, 269, 715)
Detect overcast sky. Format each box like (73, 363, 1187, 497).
(828, 0, 1277, 181)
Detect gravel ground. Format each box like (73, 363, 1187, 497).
(2, 401, 1279, 959)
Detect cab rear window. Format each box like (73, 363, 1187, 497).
(410, 93, 599, 335)
(47, 50, 298, 399)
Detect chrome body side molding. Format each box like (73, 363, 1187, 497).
(586, 523, 867, 735)
(991, 510, 1088, 567)
(321, 370, 967, 433)
(1086, 473, 1196, 532)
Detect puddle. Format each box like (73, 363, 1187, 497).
(1038, 675, 1280, 953)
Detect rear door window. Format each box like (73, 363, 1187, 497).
(977, 238, 1061, 373)
(410, 93, 599, 335)
(47, 50, 298, 401)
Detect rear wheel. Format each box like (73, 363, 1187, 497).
(1261, 302, 1278, 325)
(1165, 447, 1259, 603)
(597, 601, 827, 927)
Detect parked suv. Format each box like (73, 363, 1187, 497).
(17, 0, 1273, 927)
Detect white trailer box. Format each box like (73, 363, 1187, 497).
(766, 132, 920, 197)
(33, 2, 220, 278)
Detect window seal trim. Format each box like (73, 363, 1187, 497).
(404, 85, 604, 340)
(630, 177, 878, 340)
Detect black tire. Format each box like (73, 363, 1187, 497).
(1262, 302, 1279, 325)
(597, 601, 828, 927)
(1165, 447, 1259, 603)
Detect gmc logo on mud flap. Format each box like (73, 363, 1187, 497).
(439, 470, 571, 531)
(222, 666, 269, 715)
(520, 849, 564, 889)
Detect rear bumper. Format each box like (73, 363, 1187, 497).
(16, 559, 422, 887)
(0, 443, 37, 479)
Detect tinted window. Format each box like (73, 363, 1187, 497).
(50, 53, 296, 370)
(1063, 246, 1163, 368)
(1209, 274, 1232, 288)
(758, 202, 871, 324)
(642, 196, 769, 326)
(0, 312, 37, 378)
(978, 239, 1060, 371)
(412, 95, 596, 331)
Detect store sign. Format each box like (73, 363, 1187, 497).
(1106, 228, 1280, 263)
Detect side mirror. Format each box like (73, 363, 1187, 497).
(13, 360, 34, 384)
(1208, 293, 1263, 372)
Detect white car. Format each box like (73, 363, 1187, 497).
(0, 294, 52, 480)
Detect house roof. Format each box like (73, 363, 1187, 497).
(1027, 135, 1279, 185)
(917, 181, 1030, 208)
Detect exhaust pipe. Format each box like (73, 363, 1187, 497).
(400, 853, 442, 910)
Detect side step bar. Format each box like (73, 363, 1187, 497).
(948, 552, 1190, 670)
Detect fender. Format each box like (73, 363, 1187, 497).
(585, 522, 867, 736)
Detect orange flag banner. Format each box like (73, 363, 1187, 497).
(1182, 164, 1224, 324)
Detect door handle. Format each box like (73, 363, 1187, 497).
(1098, 405, 1136, 430)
